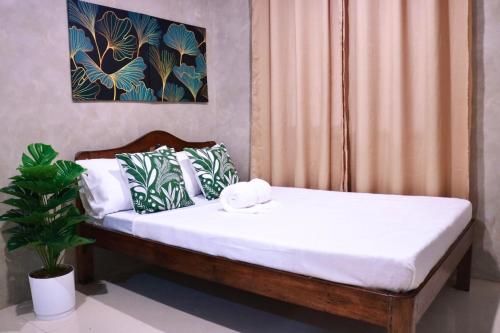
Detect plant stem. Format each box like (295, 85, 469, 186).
(35, 247, 49, 268)
(56, 251, 65, 266)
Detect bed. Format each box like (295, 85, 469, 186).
(75, 131, 474, 333)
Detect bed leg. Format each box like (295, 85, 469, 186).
(455, 246, 472, 291)
(387, 298, 416, 333)
(75, 243, 94, 284)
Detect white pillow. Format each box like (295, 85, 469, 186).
(176, 151, 202, 197)
(155, 146, 202, 197)
(76, 159, 133, 219)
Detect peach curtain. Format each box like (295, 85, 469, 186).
(348, 0, 471, 198)
(251, 0, 471, 198)
(250, 0, 349, 190)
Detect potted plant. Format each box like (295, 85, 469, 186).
(0, 143, 94, 320)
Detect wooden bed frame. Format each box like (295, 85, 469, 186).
(74, 130, 473, 333)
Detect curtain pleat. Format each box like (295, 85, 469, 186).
(348, 0, 471, 198)
(251, 0, 346, 190)
(251, 0, 471, 198)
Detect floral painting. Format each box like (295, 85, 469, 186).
(67, 0, 208, 103)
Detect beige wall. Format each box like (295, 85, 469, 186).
(471, 0, 500, 281)
(0, 0, 250, 309)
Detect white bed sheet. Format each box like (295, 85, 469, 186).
(100, 187, 472, 292)
(98, 195, 211, 234)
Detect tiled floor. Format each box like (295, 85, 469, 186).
(1, 273, 499, 333)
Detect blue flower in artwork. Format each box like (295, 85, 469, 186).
(67, 0, 99, 37)
(71, 66, 100, 101)
(157, 83, 185, 102)
(173, 64, 203, 101)
(163, 24, 200, 64)
(120, 81, 157, 102)
(75, 51, 147, 100)
(195, 54, 207, 79)
(129, 12, 161, 55)
(69, 26, 93, 61)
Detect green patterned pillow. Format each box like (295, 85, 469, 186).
(184, 143, 239, 200)
(116, 148, 194, 214)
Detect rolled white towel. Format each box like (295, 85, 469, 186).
(248, 178, 272, 203)
(220, 178, 272, 213)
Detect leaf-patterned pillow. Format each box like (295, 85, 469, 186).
(116, 148, 194, 214)
(184, 143, 239, 200)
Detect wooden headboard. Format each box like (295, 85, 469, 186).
(74, 130, 215, 160)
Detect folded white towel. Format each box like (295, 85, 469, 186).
(220, 178, 272, 213)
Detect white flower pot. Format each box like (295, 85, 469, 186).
(28, 265, 75, 321)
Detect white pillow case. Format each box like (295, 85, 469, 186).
(76, 159, 133, 219)
(176, 151, 202, 197)
(155, 146, 202, 198)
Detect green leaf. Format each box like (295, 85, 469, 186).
(2, 197, 38, 211)
(55, 160, 86, 181)
(19, 165, 58, 180)
(7, 232, 34, 251)
(21, 144, 58, 167)
(50, 235, 94, 253)
(15, 161, 84, 194)
(0, 184, 37, 200)
(13, 179, 65, 194)
(51, 206, 88, 231)
(45, 188, 79, 211)
(3, 224, 41, 252)
(0, 210, 49, 224)
(0, 210, 24, 222)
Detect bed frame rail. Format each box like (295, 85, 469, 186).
(77, 220, 473, 333)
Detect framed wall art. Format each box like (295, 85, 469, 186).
(67, 0, 208, 103)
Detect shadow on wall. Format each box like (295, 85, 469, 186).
(470, 0, 500, 281)
(0, 219, 39, 309)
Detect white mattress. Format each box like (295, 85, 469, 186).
(98, 187, 472, 292)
